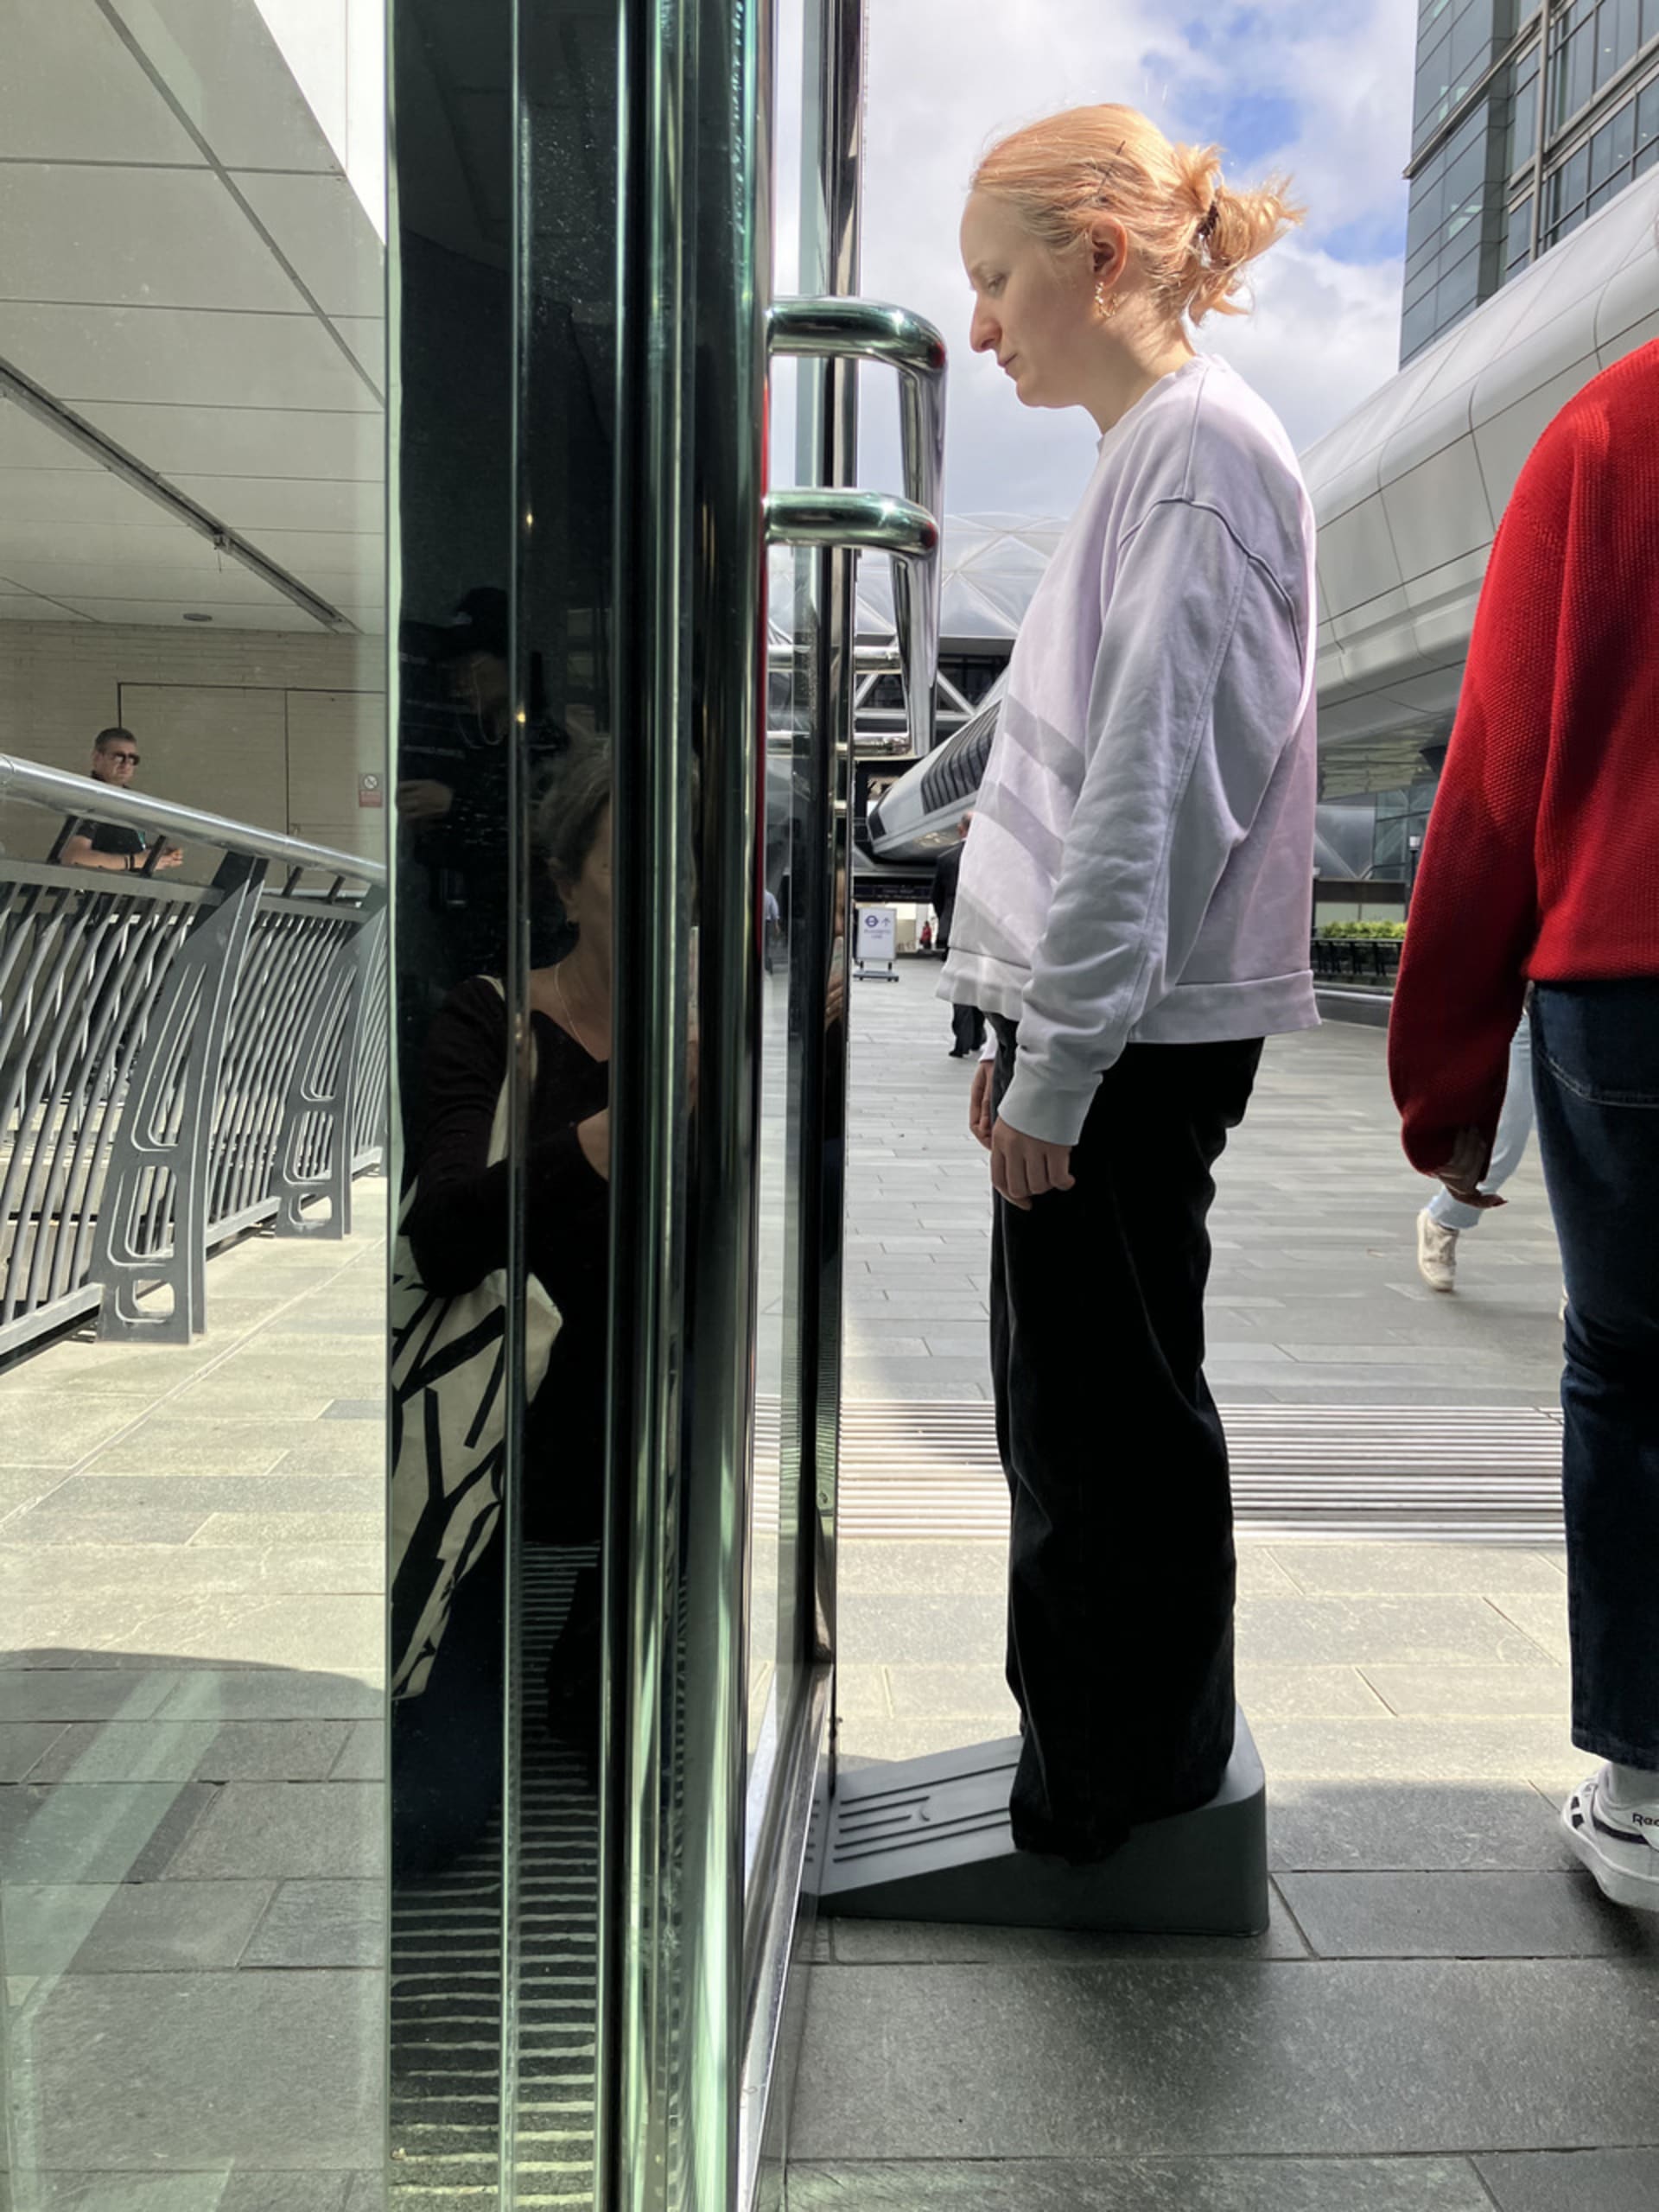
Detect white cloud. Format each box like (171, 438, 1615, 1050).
(839, 0, 1417, 519)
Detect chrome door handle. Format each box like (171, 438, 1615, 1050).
(763, 489, 938, 558)
(768, 299, 946, 753)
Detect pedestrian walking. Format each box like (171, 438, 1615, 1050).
(1414, 1010, 1534, 1291)
(943, 104, 1317, 1861)
(931, 812, 983, 1055)
(1389, 337, 1659, 1912)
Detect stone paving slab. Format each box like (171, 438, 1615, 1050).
(3, 1510, 217, 1548)
(0, 1396, 155, 1468)
(8, 1476, 383, 1522)
(155, 1672, 382, 1721)
(826, 1886, 1310, 1966)
(790, 1958, 1659, 2162)
(19, 1967, 382, 2171)
(0, 1723, 68, 1782)
(1, 1597, 382, 1676)
(241, 1879, 385, 1968)
(0, 1547, 384, 1599)
(1481, 1594, 1571, 1665)
(22, 2173, 234, 2210)
(1267, 1547, 1567, 1596)
(0, 1672, 178, 1724)
(784, 2156, 1497, 2209)
(1360, 1664, 1574, 1718)
(1475, 2150, 1659, 2212)
(165, 1783, 383, 1881)
(22, 1721, 225, 1786)
(1266, 1781, 1575, 1873)
(4, 1880, 276, 1974)
(1274, 1872, 1659, 1961)
(219, 2171, 363, 2211)
(1250, 1719, 1582, 1789)
(0, 1781, 214, 1884)
(188, 1512, 383, 1548)
(84, 1418, 384, 1478)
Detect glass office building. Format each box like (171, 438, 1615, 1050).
(1403, 0, 1659, 360)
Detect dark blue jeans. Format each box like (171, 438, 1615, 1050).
(1531, 981, 1659, 1770)
(988, 1021, 1262, 1859)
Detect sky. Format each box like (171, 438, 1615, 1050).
(794, 0, 1421, 521)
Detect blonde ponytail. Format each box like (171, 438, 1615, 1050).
(1171, 139, 1303, 321)
(973, 105, 1304, 327)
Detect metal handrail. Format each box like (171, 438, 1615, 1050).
(0, 765, 388, 1357)
(0, 753, 387, 884)
(769, 298, 947, 754)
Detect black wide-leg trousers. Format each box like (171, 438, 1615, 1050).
(988, 1020, 1263, 1859)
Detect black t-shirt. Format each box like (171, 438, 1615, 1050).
(51, 815, 147, 865)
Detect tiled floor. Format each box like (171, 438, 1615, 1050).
(0, 1190, 388, 2211)
(793, 967, 1657, 2212)
(3, 967, 1652, 2212)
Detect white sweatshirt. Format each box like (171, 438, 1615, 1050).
(941, 352, 1319, 1146)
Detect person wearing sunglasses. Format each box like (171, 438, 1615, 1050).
(53, 727, 181, 874)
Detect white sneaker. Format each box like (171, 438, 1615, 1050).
(1561, 1766, 1659, 1912)
(1416, 1209, 1458, 1292)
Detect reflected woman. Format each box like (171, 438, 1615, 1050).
(393, 741, 613, 1873)
(943, 106, 1319, 1861)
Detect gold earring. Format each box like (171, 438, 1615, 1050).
(1094, 277, 1118, 321)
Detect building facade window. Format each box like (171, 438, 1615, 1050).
(1414, 0, 1517, 149)
(1403, 0, 1659, 362)
(1510, 35, 1542, 171)
(1506, 192, 1535, 269)
(1553, 0, 1599, 129)
(1541, 65, 1659, 246)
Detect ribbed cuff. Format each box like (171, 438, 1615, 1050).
(998, 1060, 1099, 1147)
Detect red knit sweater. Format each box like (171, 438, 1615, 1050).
(1389, 338, 1659, 1178)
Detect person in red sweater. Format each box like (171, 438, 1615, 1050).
(1389, 336, 1659, 1913)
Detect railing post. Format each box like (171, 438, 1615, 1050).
(272, 894, 387, 1239)
(92, 870, 266, 1342)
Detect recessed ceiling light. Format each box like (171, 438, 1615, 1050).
(182, 611, 213, 624)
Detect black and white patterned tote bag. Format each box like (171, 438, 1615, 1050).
(389, 983, 560, 1699)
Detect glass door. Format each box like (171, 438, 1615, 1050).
(386, 0, 941, 2203)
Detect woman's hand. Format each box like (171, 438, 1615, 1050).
(576, 1108, 611, 1180)
(990, 1116, 1075, 1211)
(1434, 1126, 1504, 1210)
(969, 1060, 995, 1151)
(397, 779, 454, 822)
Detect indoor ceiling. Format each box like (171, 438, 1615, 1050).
(0, 0, 385, 635)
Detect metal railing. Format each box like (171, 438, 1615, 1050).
(1310, 933, 1402, 988)
(0, 755, 387, 1358)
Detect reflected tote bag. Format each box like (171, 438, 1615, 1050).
(389, 982, 560, 1698)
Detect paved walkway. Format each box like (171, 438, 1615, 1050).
(2, 971, 1652, 2212)
(799, 964, 1657, 2212)
(840, 960, 1564, 1408)
(0, 1195, 387, 2211)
